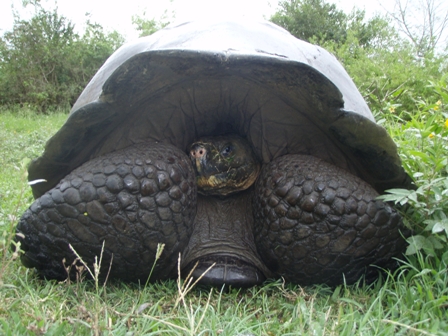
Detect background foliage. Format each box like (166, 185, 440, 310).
(0, 2, 124, 110)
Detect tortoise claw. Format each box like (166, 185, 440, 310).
(184, 255, 265, 288)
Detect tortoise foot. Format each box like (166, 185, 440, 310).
(15, 142, 197, 282)
(184, 255, 265, 287)
(254, 154, 409, 286)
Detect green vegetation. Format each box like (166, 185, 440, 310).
(0, 2, 124, 110)
(378, 77, 448, 258)
(132, 11, 172, 37)
(0, 0, 447, 334)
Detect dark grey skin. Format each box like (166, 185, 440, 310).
(15, 135, 408, 287)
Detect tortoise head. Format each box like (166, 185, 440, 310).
(189, 135, 260, 196)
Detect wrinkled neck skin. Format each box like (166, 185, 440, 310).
(181, 188, 272, 278)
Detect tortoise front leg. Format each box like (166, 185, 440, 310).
(253, 154, 409, 286)
(16, 142, 197, 282)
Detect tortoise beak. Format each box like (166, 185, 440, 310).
(189, 142, 222, 177)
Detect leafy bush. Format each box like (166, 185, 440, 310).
(132, 15, 170, 37)
(271, 0, 349, 44)
(378, 75, 448, 260)
(0, 3, 124, 111)
(329, 36, 446, 118)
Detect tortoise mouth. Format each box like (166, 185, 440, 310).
(196, 163, 259, 196)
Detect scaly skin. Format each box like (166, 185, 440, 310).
(253, 154, 409, 285)
(16, 142, 197, 282)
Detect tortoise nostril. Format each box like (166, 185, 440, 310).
(190, 145, 206, 159)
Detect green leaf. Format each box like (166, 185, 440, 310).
(378, 188, 415, 205)
(408, 150, 430, 161)
(405, 235, 433, 255)
(384, 188, 414, 196)
(427, 235, 444, 250)
(432, 220, 448, 235)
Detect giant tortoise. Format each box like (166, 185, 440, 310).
(15, 20, 413, 287)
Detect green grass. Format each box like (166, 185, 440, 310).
(0, 109, 447, 335)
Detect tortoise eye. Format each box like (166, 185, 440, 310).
(221, 144, 233, 156)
